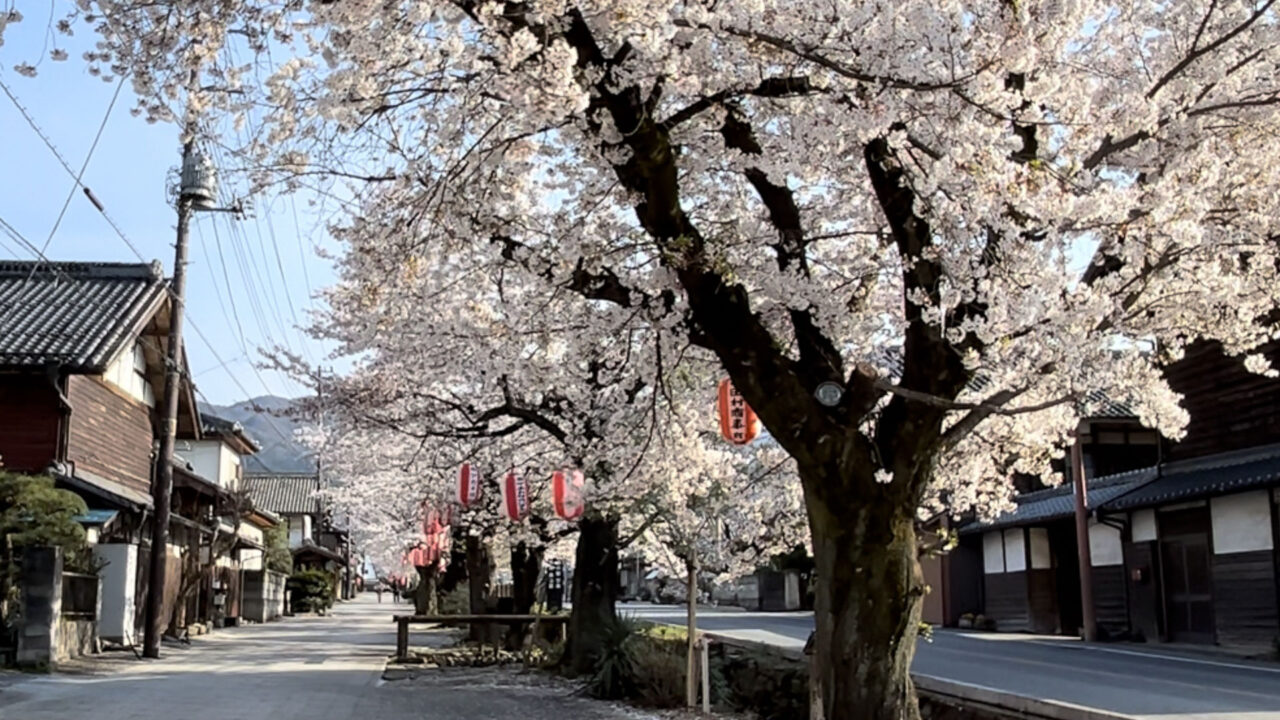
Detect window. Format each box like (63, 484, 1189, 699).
(104, 341, 155, 407)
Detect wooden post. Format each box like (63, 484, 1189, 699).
(700, 635, 710, 713)
(1072, 435, 1098, 642)
(396, 617, 409, 660)
(686, 559, 697, 708)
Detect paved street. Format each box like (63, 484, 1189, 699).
(0, 596, 647, 720)
(622, 604, 1280, 720)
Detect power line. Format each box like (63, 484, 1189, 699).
(0, 75, 149, 263)
(4, 73, 314, 409)
(35, 74, 126, 261)
(186, 318, 295, 446)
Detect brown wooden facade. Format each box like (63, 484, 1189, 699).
(65, 375, 155, 497)
(0, 374, 62, 472)
(961, 340, 1280, 652)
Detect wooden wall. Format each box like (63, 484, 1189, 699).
(984, 572, 1028, 632)
(0, 373, 62, 472)
(921, 554, 944, 625)
(65, 375, 154, 496)
(1092, 565, 1129, 638)
(1164, 340, 1280, 462)
(1211, 551, 1279, 652)
(1122, 540, 1163, 642)
(945, 538, 984, 625)
(1027, 569, 1058, 634)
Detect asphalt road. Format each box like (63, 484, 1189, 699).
(621, 604, 1280, 720)
(0, 596, 654, 720)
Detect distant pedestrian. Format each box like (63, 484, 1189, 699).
(376, 586, 383, 603)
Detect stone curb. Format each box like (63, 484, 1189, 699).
(703, 633, 1137, 720)
(913, 674, 1136, 720)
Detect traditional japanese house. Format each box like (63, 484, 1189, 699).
(0, 260, 202, 644)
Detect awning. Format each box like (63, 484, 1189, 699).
(292, 541, 345, 564)
(73, 509, 119, 527)
(53, 464, 152, 512)
(960, 468, 1154, 534)
(1103, 444, 1280, 512)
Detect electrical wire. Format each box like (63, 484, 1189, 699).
(0, 75, 149, 263)
(35, 74, 127, 263)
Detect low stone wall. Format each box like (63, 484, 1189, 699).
(241, 569, 288, 623)
(56, 616, 98, 660)
(712, 640, 1046, 720)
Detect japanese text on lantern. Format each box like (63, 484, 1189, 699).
(717, 378, 759, 445)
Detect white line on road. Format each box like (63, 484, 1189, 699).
(1032, 642, 1280, 675)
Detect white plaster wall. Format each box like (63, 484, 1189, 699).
(983, 531, 1005, 574)
(186, 441, 223, 486)
(240, 549, 264, 571)
(1028, 527, 1052, 569)
(220, 444, 241, 489)
(1004, 528, 1027, 572)
(1211, 490, 1274, 554)
(93, 543, 137, 642)
(238, 524, 264, 546)
(288, 516, 303, 549)
(1089, 521, 1124, 566)
(1131, 509, 1157, 542)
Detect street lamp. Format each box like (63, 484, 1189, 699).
(814, 381, 844, 407)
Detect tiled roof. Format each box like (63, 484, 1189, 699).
(961, 469, 1155, 533)
(244, 473, 321, 515)
(0, 260, 167, 371)
(1102, 443, 1280, 511)
(201, 413, 262, 452)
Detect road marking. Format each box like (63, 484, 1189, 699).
(1031, 642, 1280, 675)
(922, 642, 1280, 705)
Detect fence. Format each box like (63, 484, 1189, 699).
(61, 573, 99, 618)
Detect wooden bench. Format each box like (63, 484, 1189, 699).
(393, 614, 570, 659)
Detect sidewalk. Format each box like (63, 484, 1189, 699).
(0, 594, 666, 720)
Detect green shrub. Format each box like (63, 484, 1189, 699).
(585, 617, 638, 699)
(0, 472, 91, 634)
(287, 569, 335, 613)
(263, 524, 293, 575)
(623, 634, 686, 708)
(584, 618, 726, 709)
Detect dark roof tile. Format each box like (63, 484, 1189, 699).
(1102, 444, 1280, 511)
(0, 261, 166, 371)
(244, 473, 321, 515)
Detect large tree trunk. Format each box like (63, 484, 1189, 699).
(805, 464, 925, 720)
(414, 564, 439, 615)
(465, 534, 494, 642)
(506, 541, 544, 650)
(564, 513, 620, 674)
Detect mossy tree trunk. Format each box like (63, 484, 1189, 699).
(414, 563, 439, 615)
(506, 541, 544, 650)
(465, 534, 494, 642)
(804, 459, 925, 720)
(563, 513, 619, 674)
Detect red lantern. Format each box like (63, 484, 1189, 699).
(501, 470, 529, 521)
(552, 470, 585, 521)
(457, 462, 481, 507)
(717, 378, 759, 445)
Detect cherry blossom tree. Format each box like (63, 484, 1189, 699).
(37, 1, 1280, 716)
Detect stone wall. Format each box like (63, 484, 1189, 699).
(712, 641, 1012, 720)
(241, 569, 287, 623)
(56, 617, 99, 660)
(17, 547, 62, 667)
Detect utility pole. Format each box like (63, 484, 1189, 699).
(1072, 429, 1097, 642)
(142, 135, 196, 659)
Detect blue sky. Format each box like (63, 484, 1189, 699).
(0, 17, 336, 406)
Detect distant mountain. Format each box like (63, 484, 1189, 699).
(199, 396, 317, 474)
